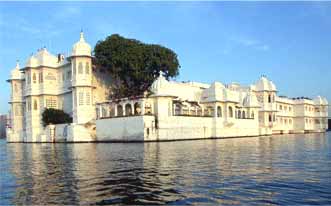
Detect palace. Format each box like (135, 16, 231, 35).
(6, 33, 329, 142)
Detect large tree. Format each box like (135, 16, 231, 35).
(94, 34, 180, 99)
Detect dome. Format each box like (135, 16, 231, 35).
(26, 55, 38, 67)
(255, 76, 277, 91)
(34, 48, 57, 67)
(243, 92, 260, 108)
(72, 32, 92, 57)
(314, 96, 328, 105)
(9, 61, 23, 80)
(150, 71, 172, 96)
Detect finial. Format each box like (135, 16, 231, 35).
(80, 30, 85, 41)
(16, 60, 20, 69)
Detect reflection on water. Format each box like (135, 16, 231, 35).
(1, 133, 331, 205)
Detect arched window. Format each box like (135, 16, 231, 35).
(79, 92, 84, 106)
(102, 107, 107, 117)
(85, 62, 90, 74)
(33, 99, 38, 110)
(117, 105, 123, 116)
(86, 91, 90, 105)
(125, 104, 132, 116)
(242, 111, 246, 119)
(145, 102, 152, 114)
(78, 62, 83, 74)
(217, 106, 222, 117)
(134, 102, 141, 115)
(268, 95, 271, 103)
(228, 106, 233, 118)
(33, 73, 37, 83)
(269, 114, 272, 122)
(207, 106, 214, 117)
(109, 106, 115, 117)
(174, 104, 181, 115)
(73, 62, 76, 75)
(251, 111, 254, 119)
(238, 110, 242, 119)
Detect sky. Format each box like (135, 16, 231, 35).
(0, 1, 331, 114)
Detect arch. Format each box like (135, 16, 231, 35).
(251, 111, 254, 119)
(109, 105, 115, 117)
(228, 106, 233, 118)
(145, 102, 152, 114)
(78, 62, 83, 74)
(85, 62, 90, 74)
(125, 103, 132, 116)
(242, 110, 246, 119)
(117, 105, 123, 116)
(102, 107, 107, 117)
(238, 110, 242, 119)
(269, 114, 272, 122)
(174, 104, 181, 115)
(134, 102, 141, 115)
(33, 99, 38, 110)
(217, 106, 222, 117)
(33, 73, 37, 83)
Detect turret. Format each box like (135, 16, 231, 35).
(70, 32, 95, 124)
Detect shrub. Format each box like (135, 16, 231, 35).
(41, 108, 72, 127)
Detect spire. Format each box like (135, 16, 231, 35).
(80, 31, 85, 42)
(15, 60, 20, 69)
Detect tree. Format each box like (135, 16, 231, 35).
(41, 108, 72, 127)
(94, 34, 180, 99)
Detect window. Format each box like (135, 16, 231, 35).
(86, 91, 90, 105)
(269, 114, 272, 122)
(67, 71, 71, 80)
(280, 105, 282, 110)
(273, 114, 276, 122)
(217, 106, 222, 117)
(238, 110, 242, 119)
(125, 104, 132, 116)
(228, 106, 233, 118)
(134, 102, 141, 115)
(289, 119, 292, 124)
(33, 99, 38, 110)
(78, 62, 83, 74)
(268, 95, 271, 103)
(289, 107, 292, 112)
(79, 92, 84, 105)
(39, 72, 43, 83)
(251, 111, 254, 119)
(33, 73, 36, 83)
(73, 62, 76, 75)
(117, 105, 123, 116)
(85, 62, 90, 74)
(46, 98, 57, 109)
(242, 111, 246, 119)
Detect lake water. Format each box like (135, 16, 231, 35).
(1, 133, 331, 205)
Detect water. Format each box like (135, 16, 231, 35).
(1, 133, 331, 205)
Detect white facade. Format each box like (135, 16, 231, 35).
(6, 32, 111, 142)
(95, 74, 328, 141)
(6, 33, 329, 142)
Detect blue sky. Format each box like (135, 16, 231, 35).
(0, 2, 331, 114)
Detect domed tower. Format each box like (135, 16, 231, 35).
(7, 61, 24, 141)
(70, 32, 95, 124)
(254, 76, 277, 133)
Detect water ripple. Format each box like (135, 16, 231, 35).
(1, 133, 331, 205)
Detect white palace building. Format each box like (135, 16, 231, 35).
(6, 33, 329, 142)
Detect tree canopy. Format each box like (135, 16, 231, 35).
(41, 108, 72, 127)
(94, 34, 180, 99)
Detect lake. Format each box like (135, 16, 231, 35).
(1, 133, 331, 205)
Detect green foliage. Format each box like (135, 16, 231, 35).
(94, 34, 180, 99)
(41, 108, 72, 127)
